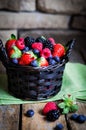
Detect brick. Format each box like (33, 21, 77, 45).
(0, 0, 36, 11)
(37, 0, 86, 14)
(71, 16, 86, 30)
(0, 12, 70, 29)
(0, 30, 17, 73)
(19, 30, 86, 64)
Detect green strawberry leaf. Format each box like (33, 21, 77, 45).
(70, 104, 78, 112)
(62, 107, 70, 114)
(11, 34, 16, 40)
(58, 95, 78, 114)
(58, 102, 65, 109)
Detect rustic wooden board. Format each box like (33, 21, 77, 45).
(67, 102, 86, 130)
(22, 103, 67, 130)
(0, 105, 20, 130)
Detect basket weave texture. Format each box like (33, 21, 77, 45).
(6, 59, 67, 100)
(0, 38, 75, 100)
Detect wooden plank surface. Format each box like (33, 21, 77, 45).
(0, 105, 20, 130)
(67, 102, 86, 130)
(22, 103, 67, 130)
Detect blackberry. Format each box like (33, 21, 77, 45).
(24, 36, 35, 48)
(44, 40, 54, 51)
(46, 110, 60, 121)
(35, 36, 46, 44)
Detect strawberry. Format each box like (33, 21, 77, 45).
(38, 57, 49, 67)
(52, 43, 65, 57)
(48, 37, 56, 45)
(40, 48, 51, 59)
(8, 46, 22, 59)
(15, 38, 25, 50)
(5, 34, 16, 51)
(32, 42, 43, 51)
(43, 102, 58, 115)
(19, 53, 34, 65)
(26, 51, 37, 60)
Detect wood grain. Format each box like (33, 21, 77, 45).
(22, 103, 67, 130)
(0, 105, 20, 130)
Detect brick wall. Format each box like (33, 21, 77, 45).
(0, 0, 86, 73)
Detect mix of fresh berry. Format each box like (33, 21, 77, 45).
(42, 102, 60, 122)
(70, 113, 86, 123)
(5, 34, 66, 67)
(42, 102, 58, 115)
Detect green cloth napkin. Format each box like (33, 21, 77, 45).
(0, 62, 86, 105)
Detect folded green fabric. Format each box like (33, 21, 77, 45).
(0, 62, 86, 105)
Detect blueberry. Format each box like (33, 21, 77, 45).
(26, 109, 34, 117)
(22, 46, 29, 53)
(70, 113, 78, 120)
(30, 60, 38, 67)
(76, 115, 86, 123)
(48, 58, 56, 65)
(47, 55, 53, 61)
(53, 56, 60, 62)
(11, 58, 18, 64)
(55, 123, 64, 130)
(33, 49, 40, 57)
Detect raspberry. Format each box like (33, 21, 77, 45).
(15, 38, 25, 50)
(43, 102, 58, 115)
(32, 42, 43, 51)
(40, 48, 51, 59)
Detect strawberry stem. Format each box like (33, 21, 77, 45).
(11, 34, 16, 40)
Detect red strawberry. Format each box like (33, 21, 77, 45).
(5, 34, 16, 51)
(52, 43, 65, 57)
(8, 48, 15, 58)
(48, 37, 56, 45)
(40, 48, 51, 59)
(32, 42, 43, 51)
(43, 102, 58, 115)
(15, 38, 25, 50)
(38, 57, 49, 67)
(19, 53, 34, 65)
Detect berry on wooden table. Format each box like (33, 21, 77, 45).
(46, 109, 60, 121)
(43, 102, 58, 115)
(26, 109, 34, 117)
(55, 123, 64, 130)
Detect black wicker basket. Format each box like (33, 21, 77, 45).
(0, 39, 75, 100)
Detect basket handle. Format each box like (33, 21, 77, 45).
(0, 39, 9, 68)
(65, 39, 76, 59)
